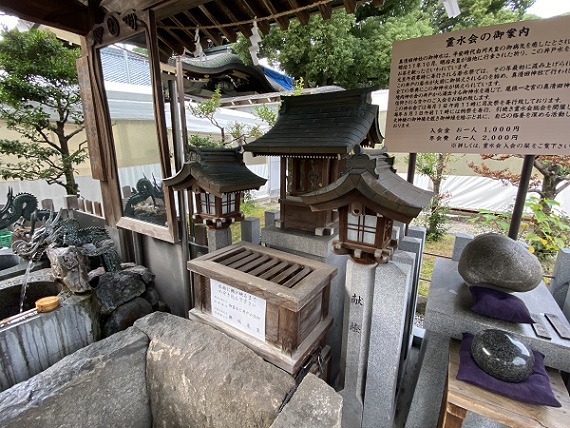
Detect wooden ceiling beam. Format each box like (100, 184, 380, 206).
(198, 4, 238, 43)
(318, 2, 333, 20)
(182, 10, 223, 46)
(343, 0, 357, 14)
(159, 20, 193, 55)
(287, 0, 310, 26)
(157, 28, 184, 56)
(214, 0, 253, 38)
(234, 1, 272, 35)
(259, 0, 290, 31)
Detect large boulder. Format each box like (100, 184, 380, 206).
(0, 328, 151, 428)
(458, 233, 543, 292)
(134, 312, 296, 428)
(271, 374, 343, 428)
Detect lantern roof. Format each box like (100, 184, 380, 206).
(244, 87, 383, 158)
(300, 149, 434, 224)
(164, 147, 266, 197)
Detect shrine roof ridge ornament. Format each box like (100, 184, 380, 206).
(163, 146, 266, 197)
(244, 87, 384, 158)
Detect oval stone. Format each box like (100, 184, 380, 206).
(471, 329, 535, 383)
(458, 233, 543, 292)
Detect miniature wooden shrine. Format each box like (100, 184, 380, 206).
(187, 241, 337, 375)
(244, 87, 384, 235)
(164, 147, 266, 229)
(301, 148, 434, 264)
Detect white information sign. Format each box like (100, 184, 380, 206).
(386, 15, 570, 155)
(210, 279, 266, 341)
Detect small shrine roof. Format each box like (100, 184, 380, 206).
(300, 151, 434, 223)
(244, 87, 383, 158)
(164, 147, 267, 197)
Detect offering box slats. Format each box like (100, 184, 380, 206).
(187, 241, 337, 374)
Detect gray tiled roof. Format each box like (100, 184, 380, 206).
(244, 87, 383, 157)
(100, 46, 151, 86)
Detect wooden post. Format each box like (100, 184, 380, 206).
(94, 201, 103, 217)
(508, 155, 535, 240)
(65, 195, 79, 210)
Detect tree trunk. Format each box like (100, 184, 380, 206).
(59, 137, 79, 196)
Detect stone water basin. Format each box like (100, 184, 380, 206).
(0, 269, 99, 392)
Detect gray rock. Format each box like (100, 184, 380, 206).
(154, 300, 171, 313)
(123, 264, 155, 285)
(102, 297, 153, 338)
(458, 233, 543, 292)
(46, 246, 91, 293)
(95, 269, 147, 314)
(271, 374, 342, 428)
(141, 287, 160, 307)
(0, 328, 151, 428)
(471, 329, 535, 383)
(134, 312, 296, 428)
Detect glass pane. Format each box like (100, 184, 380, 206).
(363, 231, 376, 245)
(99, 35, 167, 227)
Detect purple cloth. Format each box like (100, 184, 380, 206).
(457, 333, 561, 407)
(469, 286, 534, 323)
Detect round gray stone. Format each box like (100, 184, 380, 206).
(471, 329, 535, 383)
(458, 233, 543, 292)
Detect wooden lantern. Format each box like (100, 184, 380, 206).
(301, 149, 434, 264)
(164, 147, 266, 230)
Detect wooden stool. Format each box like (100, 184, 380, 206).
(438, 339, 570, 428)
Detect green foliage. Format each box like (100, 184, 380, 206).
(233, 1, 535, 89)
(0, 28, 85, 194)
(241, 190, 256, 215)
(415, 153, 454, 241)
(253, 104, 278, 127)
(425, 193, 451, 241)
(470, 198, 570, 259)
(188, 135, 224, 148)
(187, 85, 267, 146)
(421, 0, 537, 33)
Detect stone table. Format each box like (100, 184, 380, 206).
(424, 258, 570, 371)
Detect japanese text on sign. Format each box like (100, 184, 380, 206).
(385, 16, 570, 155)
(210, 279, 266, 341)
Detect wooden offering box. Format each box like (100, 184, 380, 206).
(187, 242, 337, 374)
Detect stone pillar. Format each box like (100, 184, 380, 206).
(550, 248, 570, 309)
(339, 260, 376, 428)
(451, 233, 474, 261)
(241, 217, 261, 245)
(207, 228, 232, 253)
(404, 331, 449, 428)
(264, 210, 280, 228)
(362, 252, 414, 428)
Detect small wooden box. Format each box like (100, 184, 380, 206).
(187, 241, 337, 374)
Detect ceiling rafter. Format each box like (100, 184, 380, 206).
(259, 0, 290, 31)
(159, 17, 194, 55)
(213, 0, 253, 38)
(198, 4, 237, 43)
(182, 10, 222, 46)
(318, 2, 333, 19)
(287, 0, 310, 26)
(233, 0, 272, 35)
(343, 0, 357, 14)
